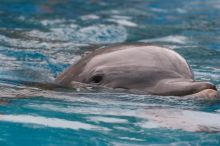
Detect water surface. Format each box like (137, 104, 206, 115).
(0, 0, 220, 145)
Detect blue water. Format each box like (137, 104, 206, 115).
(1, 0, 220, 145)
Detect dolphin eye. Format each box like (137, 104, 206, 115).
(89, 74, 103, 84)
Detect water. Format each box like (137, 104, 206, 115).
(0, 0, 220, 145)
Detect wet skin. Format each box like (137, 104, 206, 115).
(55, 44, 219, 98)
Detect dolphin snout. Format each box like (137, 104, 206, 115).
(190, 88, 220, 99)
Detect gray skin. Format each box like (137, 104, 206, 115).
(55, 44, 218, 97)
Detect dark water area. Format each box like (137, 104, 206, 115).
(0, 0, 220, 145)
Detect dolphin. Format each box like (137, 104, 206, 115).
(55, 44, 219, 98)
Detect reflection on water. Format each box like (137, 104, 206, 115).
(0, 0, 220, 145)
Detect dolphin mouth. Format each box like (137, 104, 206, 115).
(208, 84, 217, 91)
(188, 81, 220, 99)
(190, 88, 220, 99)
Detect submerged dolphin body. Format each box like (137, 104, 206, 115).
(55, 44, 219, 98)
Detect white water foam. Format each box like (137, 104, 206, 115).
(87, 116, 128, 124)
(107, 19, 137, 27)
(80, 14, 100, 21)
(139, 35, 188, 44)
(0, 114, 109, 131)
(140, 108, 220, 132)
